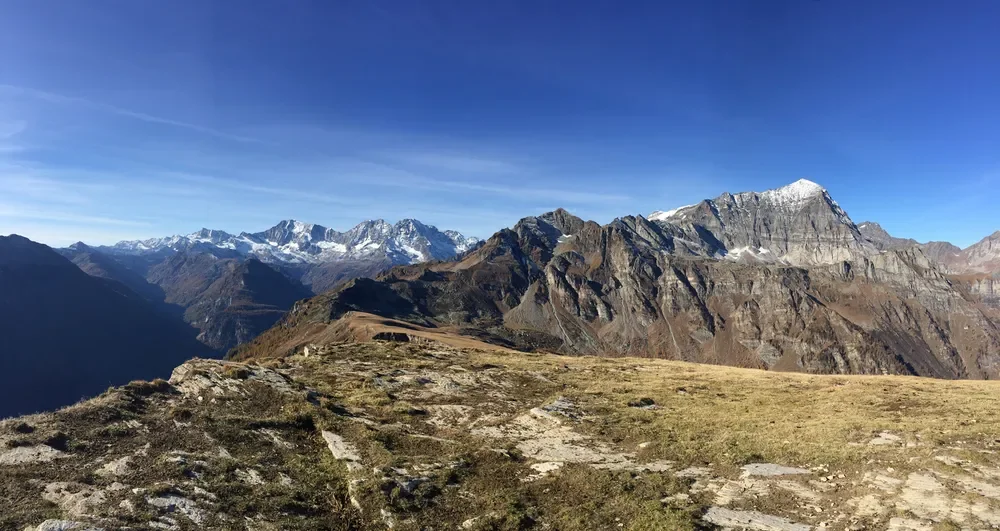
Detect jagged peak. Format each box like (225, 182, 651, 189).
(188, 228, 233, 241)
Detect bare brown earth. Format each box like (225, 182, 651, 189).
(7, 339, 1000, 530)
(232, 311, 524, 359)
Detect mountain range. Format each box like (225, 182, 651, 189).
(101, 218, 479, 281)
(9, 179, 1000, 417)
(235, 179, 1000, 381)
(53, 218, 480, 353)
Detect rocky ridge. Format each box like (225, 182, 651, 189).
(237, 185, 1000, 378)
(103, 218, 480, 268)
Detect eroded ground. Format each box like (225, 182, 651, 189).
(5, 341, 1000, 530)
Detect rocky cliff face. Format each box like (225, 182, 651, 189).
(959, 231, 1000, 273)
(237, 200, 1000, 379)
(858, 221, 919, 251)
(921, 241, 964, 268)
(649, 179, 876, 266)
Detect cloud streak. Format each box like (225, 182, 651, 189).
(0, 203, 151, 227)
(0, 84, 267, 144)
(0, 120, 26, 139)
(347, 161, 631, 204)
(388, 152, 520, 173)
(165, 172, 356, 205)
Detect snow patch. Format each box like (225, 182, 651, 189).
(760, 179, 825, 206)
(648, 204, 696, 221)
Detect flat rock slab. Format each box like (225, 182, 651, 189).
(742, 463, 811, 477)
(321, 430, 361, 471)
(703, 506, 811, 531)
(869, 431, 903, 446)
(0, 444, 65, 465)
(29, 521, 105, 531)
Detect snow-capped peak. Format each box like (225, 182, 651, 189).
(187, 228, 234, 244)
(760, 179, 826, 205)
(98, 218, 478, 267)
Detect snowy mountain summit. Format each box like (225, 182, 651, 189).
(758, 178, 826, 206)
(646, 178, 873, 266)
(105, 218, 480, 266)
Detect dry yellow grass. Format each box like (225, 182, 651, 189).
(476, 350, 1000, 469)
(10, 340, 1000, 529)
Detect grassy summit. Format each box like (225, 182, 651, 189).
(4, 341, 1000, 530)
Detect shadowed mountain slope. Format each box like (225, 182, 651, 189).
(0, 235, 215, 418)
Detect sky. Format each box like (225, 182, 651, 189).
(2, 1, 1000, 248)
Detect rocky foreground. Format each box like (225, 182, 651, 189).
(5, 341, 1000, 530)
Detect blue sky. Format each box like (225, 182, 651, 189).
(2, 1, 1000, 247)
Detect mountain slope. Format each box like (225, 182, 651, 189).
(57, 242, 174, 313)
(859, 224, 1000, 276)
(921, 241, 963, 266)
(0, 235, 215, 418)
(237, 190, 1000, 379)
(146, 253, 312, 351)
(858, 221, 919, 251)
(958, 231, 1000, 273)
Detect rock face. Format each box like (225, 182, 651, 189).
(0, 235, 215, 418)
(858, 221, 919, 251)
(862, 225, 1000, 276)
(239, 189, 1000, 378)
(649, 179, 876, 266)
(958, 231, 1000, 273)
(921, 240, 964, 268)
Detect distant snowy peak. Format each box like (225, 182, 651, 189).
(187, 229, 234, 245)
(650, 179, 848, 224)
(103, 218, 478, 266)
(755, 178, 826, 206)
(646, 178, 872, 266)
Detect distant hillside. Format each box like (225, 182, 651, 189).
(0, 235, 215, 418)
(146, 254, 312, 351)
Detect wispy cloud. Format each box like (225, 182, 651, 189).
(0, 203, 151, 226)
(0, 169, 117, 205)
(165, 172, 356, 205)
(0, 84, 266, 144)
(430, 177, 630, 203)
(347, 161, 631, 204)
(387, 152, 520, 173)
(0, 120, 26, 139)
